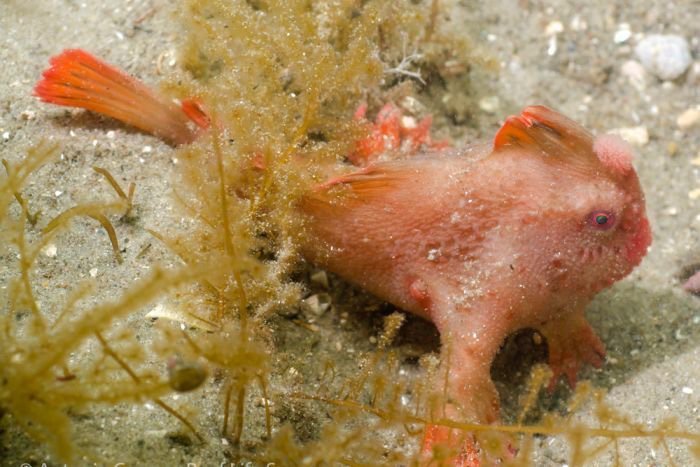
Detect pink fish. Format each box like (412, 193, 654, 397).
(35, 50, 652, 465)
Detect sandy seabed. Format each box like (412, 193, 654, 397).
(1, 1, 699, 466)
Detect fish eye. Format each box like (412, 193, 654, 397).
(587, 210, 615, 230)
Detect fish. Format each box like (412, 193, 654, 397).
(302, 105, 652, 463)
(34, 49, 652, 465)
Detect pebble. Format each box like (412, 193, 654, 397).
(688, 62, 700, 85)
(569, 15, 587, 32)
(545, 20, 564, 36)
(634, 34, 692, 81)
(401, 116, 417, 129)
(310, 270, 329, 289)
(42, 243, 58, 258)
(620, 60, 648, 91)
(302, 293, 331, 316)
(676, 108, 700, 129)
(666, 142, 678, 157)
(478, 96, 500, 114)
(609, 126, 649, 146)
(19, 110, 35, 121)
(614, 24, 632, 44)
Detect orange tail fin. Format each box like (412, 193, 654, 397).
(34, 49, 203, 145)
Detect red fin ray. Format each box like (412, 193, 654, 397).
(493, 105, 595, 162)
(34, 49, 201, 145)
(315, 161, 417, 197)
(302, 161, 419, 219)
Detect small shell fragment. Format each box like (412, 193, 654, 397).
(145, 303, 217, 331)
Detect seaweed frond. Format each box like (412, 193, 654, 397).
(0, 142, 212, 461)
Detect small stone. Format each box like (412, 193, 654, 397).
(478, 96, 500, 114)
(401, 115, 417, 129)
(42, 244, 58, 258)
(310, 270, 329, 289)
(20, 110, 35, 121)
(302, 293, 331, 316)
(688, 62, 700, 86)
(609, 126, 649, 146)
(634, 34, 691, 81)
(614, 24, 632, 44)
(666, 142, 678, 157)
(676, 108, 700, 129)
(400, 96, 425, 114)
(690, 155, 700, 166)
(688, 188, 700, 200)
(569, 15, 587, 32)
(254, 397, 273, 407)
(547, 35, 558, 56)
(89, 267, 98, 277)
(681, 386, 694, 395)
(545, 21, 564, 36)
(167, 356, 207, 392)
(620, 60, 648, 91)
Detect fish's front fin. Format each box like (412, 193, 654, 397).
(493, 105, 594, 159)
(34, 49, 203, 145)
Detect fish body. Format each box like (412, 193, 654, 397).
(304, 110, 650, 336)
(303, 105, 651, 461)
(34, 50, 652, 465)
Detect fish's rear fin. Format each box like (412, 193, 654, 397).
(34, 49, 201, 145)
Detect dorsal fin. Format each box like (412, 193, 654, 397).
(493, 105, 593, 159)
